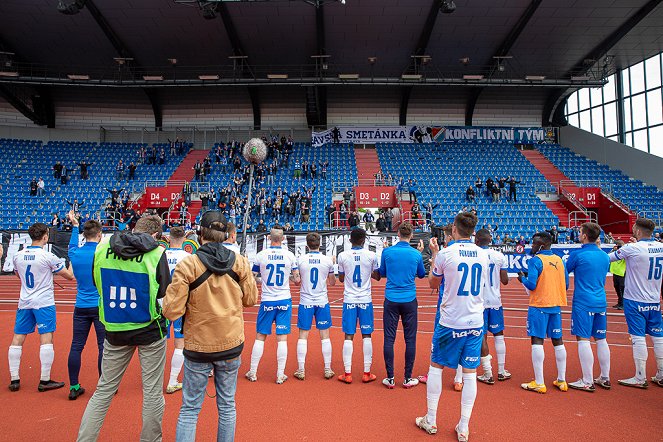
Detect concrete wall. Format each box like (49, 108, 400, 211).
(473, 88, 546, 126)
(560, 125, 663, 190)
(327, 87, 400, 125)
(407, 88, 467, 125)
(0, 96, 33, 127)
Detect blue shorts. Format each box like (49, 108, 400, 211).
(256, 300, 292, 335)
(14, 306, 56, 335)
(623, 299, 663, 337)
(166, 317, 184, 339)
(297, 304, 332, 331)
(527, 307, 562, 339)
(483, 307, 505, 335)
(430, 324, 483, 369)
(342, 303, 374, 335)
(571, 305, 607, 339)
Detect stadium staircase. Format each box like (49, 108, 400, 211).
(354, 147, 381, 181)
(523, 147, 639, 236)
(520, 150, 575, 228)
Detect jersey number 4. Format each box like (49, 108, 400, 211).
(266, 263, 285, 286)
(352, 265, 362, 288)
(457, 263, 482, 296)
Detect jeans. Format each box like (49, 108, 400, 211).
(77, 338, 166, 442)
(176, 357, 242, 442)
(383, 299, 418, 379)
(68, 307, 105, 386)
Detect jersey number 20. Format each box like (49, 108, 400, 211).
(457, 263, 482, 296)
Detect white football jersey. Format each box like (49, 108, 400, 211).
(432, 240, 489, 329)
(337, 247, 379, 304)
(222, 242, 241, 254)
(298, 252, 335, 306)
(166, 248, 191, 275)
(483, 248, 508, 308)
(13, 246, 65, 309)
(252, 246, 298, 302)
(612, 239, 663, 304)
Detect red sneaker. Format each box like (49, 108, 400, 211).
(362, 372, 377, 383)
(338, 373, 353, 384)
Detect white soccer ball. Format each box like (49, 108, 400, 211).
(243, 138, 268, 165)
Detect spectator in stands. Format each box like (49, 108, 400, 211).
(256, 219, 267, 233)
(604, 232, 615, 244)
(466, 186, 475, 202)
(491, 185, 500, 202)
(494, 234, 503, 245)
(300, 201, 310, 223)
(179, 202, 188, 225)
(302, 161, 309, 179)
(363, 210, 375, 232)
(343, 189, 352, 208)
(508, 176, 521, 202)
(137, 147, 146, 164)
(424, 202, 437, 227)
(319, 160, 329, 180)
(283, 222, 294, 232)
(384, 207, 393, 231)
(158, 149, 166, 165)
(78, 161, 93, 180)
(339, 203, 347, 228)
(60, 165, 70, 185)
(569, 226, 581, 243)
(53, 161, 63, 179)
(310, 162, 318, 179)
(411, 203, 421, 226)
(37, 178, 45, 197)
(517, 235, 528, 246)
(376, 214, 387, 233)
(474, 177, 483, 194)
(503, 233, 514, 245)
(325, 203, 336, 228)
(498, 177, 507, 197)
(546, 225, 561, 244)
(348, 211, 360, 229)
(128, 162, 137, 180)
(408, 179, 418, 202)
(486, 177, 495, 198)
(116, 160, 125, 181)
(51, 213, 61, 229)
(67, 198, 85, 214)
(294, 160, 301, 179)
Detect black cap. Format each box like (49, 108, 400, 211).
(200, 211, 228, 231)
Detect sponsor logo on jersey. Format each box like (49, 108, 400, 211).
(638, 304, 660, 312)
(452, 329, 482, 338)
(264, 304, 290, 312)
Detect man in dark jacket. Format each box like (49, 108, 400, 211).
(77, 216, 171, 441)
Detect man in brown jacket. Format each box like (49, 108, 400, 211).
(163, 211, 257, 442)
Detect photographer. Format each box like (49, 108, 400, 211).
(162, 211, 258, 442)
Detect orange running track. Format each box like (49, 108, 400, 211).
(0, 275, 661, 441)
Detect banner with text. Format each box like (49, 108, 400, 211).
(312, 126, 557, 146)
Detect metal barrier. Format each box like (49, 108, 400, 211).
(638, 211, 663, 227)
(533, 181, 558, 195)
(165, 210, 192, 227)
(568, 210, 598, 227)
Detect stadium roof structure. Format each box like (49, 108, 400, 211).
(0, 0, 662, 127)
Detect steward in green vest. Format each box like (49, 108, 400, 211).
(93, 218, 171, 345)
(79, 216, 172, 441)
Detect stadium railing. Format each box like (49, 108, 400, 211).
(165, 211, 192, 227)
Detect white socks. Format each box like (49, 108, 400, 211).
(321, 338, 332, 370)
(342, 340, 353, 373)
(458, 372, 477, 433)
(8, 345, 22, 381)
(297, 339, 307, 371)
(250, 340, 265, 373)
(362, 337, 372, 372)
(494, 335, 506, 374)
(454, 365, 463, 383)
(169, 348, 184, 386)
(652, 336, 663, 378)
(39, 344, 54, 382)
(631, 335, 648, 381)
(596, 339, 611, 379)
(276, 341, 287, 377)
(480, 355, 492, 378)
(554, 344, 567, 382)
(531, 344, 545, 385)
(426, 366, 443, 426)
(577, 340, 594, 384)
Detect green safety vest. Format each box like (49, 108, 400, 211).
(609, 259, 626, 277)
(93, 238, 165, 332)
